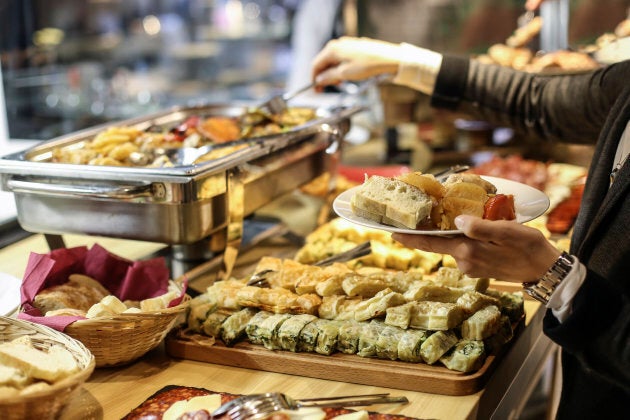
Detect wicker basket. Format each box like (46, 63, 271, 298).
(0, 316, 95, 420)
(64, 294, 190, 367)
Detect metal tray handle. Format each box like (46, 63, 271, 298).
(7, 178, 153, 199)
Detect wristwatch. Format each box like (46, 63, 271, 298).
(522, 251, 574, 304)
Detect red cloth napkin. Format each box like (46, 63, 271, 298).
(18, 243, 185, 331)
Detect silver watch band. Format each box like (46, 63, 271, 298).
(522, 251, 574, 304)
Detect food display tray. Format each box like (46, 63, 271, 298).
(165, 317, 524, 397)
(0, 104, 359, 244)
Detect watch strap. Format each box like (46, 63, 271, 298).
(522, 251, 574, 304)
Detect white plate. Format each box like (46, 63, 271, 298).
(332, 176, 550, 235)
(0, 272, 22, 316)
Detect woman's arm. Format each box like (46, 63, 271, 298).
(433, 57, 630, 144)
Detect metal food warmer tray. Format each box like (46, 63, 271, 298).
(0, 103, 360, 245)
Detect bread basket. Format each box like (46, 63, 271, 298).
(0, 316, 95, 420)
(63, 293, 190, 367)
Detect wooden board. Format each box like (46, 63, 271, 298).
(165, 320, 524, 397)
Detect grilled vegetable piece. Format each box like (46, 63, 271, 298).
(484, 315, 514, 354)
(440, 340, 486, 372)
(354, 288, 406, 322)
(409, 301, 465, 331)
(245, 311, 273, 345)
(420, 330, 459, 364)
(375, 326, 405, 360)
(315, 320, 344, 355)
(461, 305, 502, 340)
(397, 329, 431, 362)
(484, 290, 525, 323)
(384, 302, 413, 329)
(456, 291, 499, 315)
(336, 321, 365, 354)
(202, 309, 232, 338)
(277, 314, 318, 352)
(356, 321, 387, 358)
(221, 308, 258, 346)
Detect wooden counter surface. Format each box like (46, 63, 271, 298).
(0, 234, 552, 420)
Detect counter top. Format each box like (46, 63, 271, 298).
(0, 233, 555, 419)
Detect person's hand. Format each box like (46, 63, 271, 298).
(525, 0, 546, 11)
(311, 36, 402, 88)
(391, 215, 561, 283)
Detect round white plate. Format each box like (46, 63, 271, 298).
(0, 272, 22, 316)
(332, 175, 550, 235)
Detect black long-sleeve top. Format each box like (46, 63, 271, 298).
(431, 57, 630, 419)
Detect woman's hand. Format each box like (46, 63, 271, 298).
(311, 36, 402, 87)
(391, 215, 561, 283)
(525, 0, 546, 11)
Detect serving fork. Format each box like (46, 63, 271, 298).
(213, 392, 408, 420)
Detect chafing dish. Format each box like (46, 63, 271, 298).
(0, 103, 359, 244)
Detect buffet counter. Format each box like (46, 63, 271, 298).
(0, 233, 557, 420)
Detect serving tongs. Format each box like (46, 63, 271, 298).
(247, 241, 372, 288)
(257, 82, 316, 115)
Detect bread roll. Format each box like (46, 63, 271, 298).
(44, 308, 87, 317)
(32, 274, 109, 315)
(350, 176, 433, 229)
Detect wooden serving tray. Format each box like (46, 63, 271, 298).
(165, 319, 523, 396)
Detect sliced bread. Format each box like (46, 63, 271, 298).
(351, 176, 433, 229)
(0, 340, 79, 383)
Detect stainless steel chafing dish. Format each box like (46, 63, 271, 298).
(0, 103, 359, 244)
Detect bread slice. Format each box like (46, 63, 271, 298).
(351, 176, 432, 229)
(0, 340, 79, 383)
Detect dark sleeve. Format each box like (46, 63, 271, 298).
(543, 270, 630, 391)
(431, 56, 630, 144)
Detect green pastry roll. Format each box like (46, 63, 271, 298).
(277, 314, 318, 352)
(315, 319, 343, 355)
(420, 330, 458, 364)
(245, 310, 273, 345)
(397, 329, 430, 362)
(258, 313, 292, 350)
(375, 325, 405, 360)
(356, 321, 386, 358)
(201, 309, 232, 338)
(440, 340, 486, 372)
(336, 321, 365, 354)
(187, 294, 217, 333)
(221, 308, 258, 346)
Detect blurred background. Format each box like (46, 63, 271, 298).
(2, 0, 628, 143)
